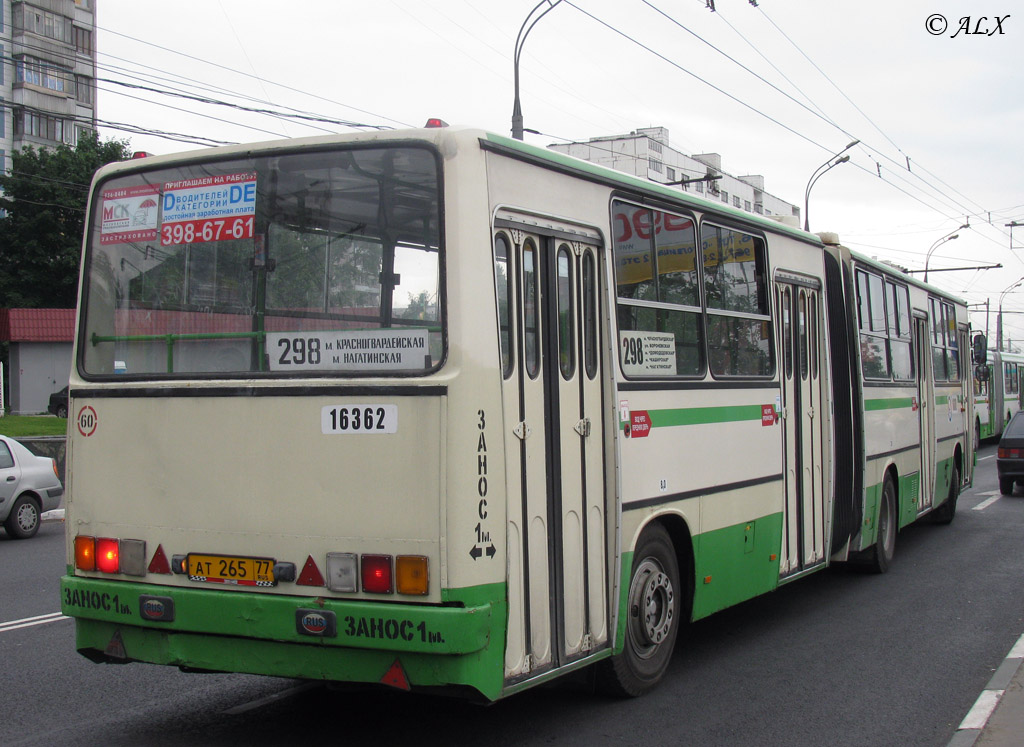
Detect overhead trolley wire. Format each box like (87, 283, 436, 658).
(561, 1, 981, 227)
(750, 5, 993, 220)
(95, 24, 409, 130)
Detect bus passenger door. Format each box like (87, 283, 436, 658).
(776, 278, 827, 578)
(915, 316, 935, 510)
(495, 225, 607, 684)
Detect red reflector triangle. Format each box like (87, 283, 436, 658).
(105, 630, 127, 660)
(380, 659, 411, 691)
(296, 555, 326, 587)
(148, 545, 172, 575)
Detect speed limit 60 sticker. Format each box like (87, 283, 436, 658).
(321, 405, 398, 434)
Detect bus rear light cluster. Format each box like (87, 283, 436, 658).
(74, 536, 147, 576)
(73, 535, 428, 596)
(325, 553, 428, 596)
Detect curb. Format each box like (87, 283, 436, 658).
(42, 508, 65, 523)
(949, 632, 1024, 746)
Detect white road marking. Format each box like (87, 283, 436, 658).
(223, 682, 320, 715)
(0, 612, 69, 633)
(974, 494, 1003, 511)
(979, 454, 995, 461)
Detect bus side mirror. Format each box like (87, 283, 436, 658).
(973, 335, 988, 365)
(975, 365, 990, 383)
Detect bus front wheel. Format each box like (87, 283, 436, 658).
(598, 523, 681, 697)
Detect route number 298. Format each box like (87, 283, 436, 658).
(321, 404, 398, 434)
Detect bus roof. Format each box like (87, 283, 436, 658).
(92, 123, 962, 308)
(91, 124, 823, 247)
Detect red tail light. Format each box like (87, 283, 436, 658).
(96, 538, 120, 574)
(999, 447, 1021, 459)
(361, 555, 393, 594)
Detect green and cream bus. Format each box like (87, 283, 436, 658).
(974, 350, 1024, 445)
(60, 124, 972, 700)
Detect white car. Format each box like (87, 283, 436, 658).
(0, 435, 64, 539)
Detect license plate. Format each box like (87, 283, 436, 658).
(187, 554, 276, 586)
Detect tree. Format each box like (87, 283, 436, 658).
(0, 132, 133, 308)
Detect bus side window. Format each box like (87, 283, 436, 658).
(494, 232, 514, 379)
(582, 250, 599, 380)
(703, 224, 773, 378)
(612, 201, 703, 378)
(856, 269, 889, 380)
(523, 240, 540, 379)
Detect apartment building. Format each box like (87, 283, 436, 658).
(0, 0, 97, 171)
(549, 126, 800, 223)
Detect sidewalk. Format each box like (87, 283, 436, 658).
(950, 634, 1024, 746)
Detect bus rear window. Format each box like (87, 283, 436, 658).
(80, 145, 443, 378)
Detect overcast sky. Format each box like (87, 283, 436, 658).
(95, 0, 1024, 345)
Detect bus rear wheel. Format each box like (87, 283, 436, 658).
(598, 523, 681, 697)
(866, 477, 896, 573)
(931, 465, 959, 524)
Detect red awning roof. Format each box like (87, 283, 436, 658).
(0, 308, 75, 342)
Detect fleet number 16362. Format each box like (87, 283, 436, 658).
(321, 404, 398, 434)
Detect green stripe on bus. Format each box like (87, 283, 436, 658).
(620, 404, 767, 431)
(864, 397, 914, 411)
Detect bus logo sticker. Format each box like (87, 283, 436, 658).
(77, 406, 98, 437)
(762, 405, 777, 426)
(139, 595, 175, 622)
(296, 609, 337, 637)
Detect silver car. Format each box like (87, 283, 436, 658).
(0, 435, 64, 539)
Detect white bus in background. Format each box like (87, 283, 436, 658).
(60, 124, 972, 701)
(974, 349, 1024, 444)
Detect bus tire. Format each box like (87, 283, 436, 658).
(1000, 477, 1014, 496)
(932, 465, 959, 524)
(866, 477, 896, 573)
(975, 419, 981, 452)
(598, 523, 681, 697)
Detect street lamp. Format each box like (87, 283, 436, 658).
(998, 276, 1024, 352)
(803, 139, 859, 232)
(923, 232, 960, 283)
(512, 0, 563, 141)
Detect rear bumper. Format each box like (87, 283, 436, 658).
(996, 459, 1024, 480)
(61, 575, 506, 700)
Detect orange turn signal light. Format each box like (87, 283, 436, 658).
(75, 536, 96, 571)
(396, 555, 429, 596)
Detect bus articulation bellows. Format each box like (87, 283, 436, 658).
(61, 124, 974, 701)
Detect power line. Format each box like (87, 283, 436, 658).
(94, 24, 410, 130)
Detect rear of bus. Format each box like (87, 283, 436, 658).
(60, 129, 507, 700)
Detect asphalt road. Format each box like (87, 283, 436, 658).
(2, 442, 1021, 746)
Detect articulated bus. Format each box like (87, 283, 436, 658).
(61, 124, 972, 700)
(974, 350, 1024, 444)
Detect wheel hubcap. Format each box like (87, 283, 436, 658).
(627, 558, 674, 659)
(16, 503, 38, 532)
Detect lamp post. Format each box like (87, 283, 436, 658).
(803, 139, 859, 232)
(998, 276, 1024, 352)
(922, 223, 970, 283)
(923, 234, 959, 283)
(512, 0, 563, 141)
